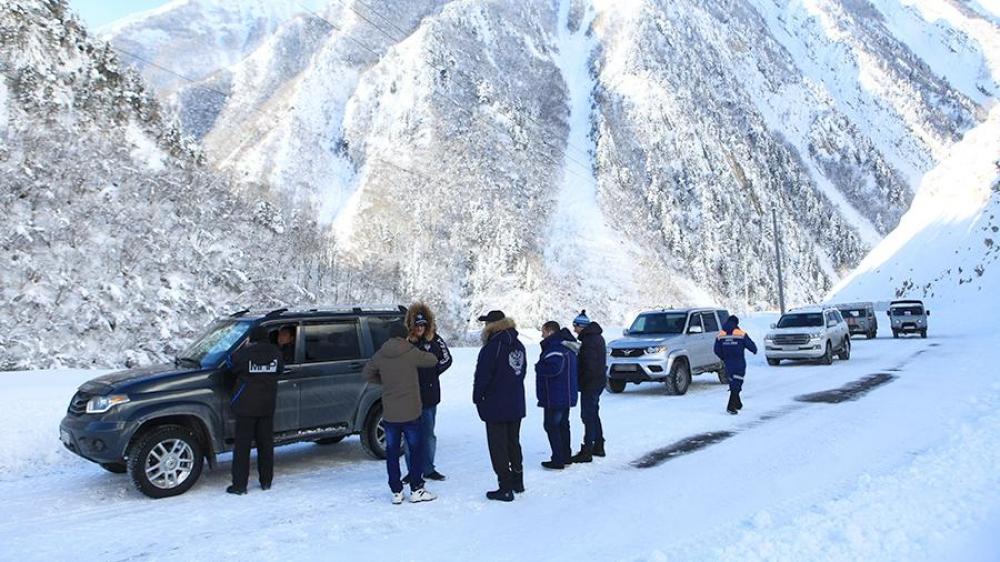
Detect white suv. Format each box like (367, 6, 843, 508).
(764, 307, 851, 366)
(606, 308, 730, 395)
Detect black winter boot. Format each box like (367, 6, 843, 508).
(570, 444, 593, 464)
(592, 440, 606, 458)
(487, 489, 515, 502)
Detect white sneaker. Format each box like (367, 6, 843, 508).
(391, 492, 404, 505)
(410, 488, 436, 503)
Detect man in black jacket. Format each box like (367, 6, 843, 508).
(571, 310, 607, 463)
(473, 310, 527, 502)
(403, 303, 453, 482)
(227, 326, 283, 495)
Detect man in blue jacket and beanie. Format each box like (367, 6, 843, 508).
(535, 321, 579, 470)
(571, 310, 607, 463)
(714, 315, 758, 415)
(473, 310, 527, 502)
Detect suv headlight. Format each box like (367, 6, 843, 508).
(764, 334, 775, 342)
(86, 394, 130, 414)
(809, 331, 823, 340)
(645, 346, 667, 354)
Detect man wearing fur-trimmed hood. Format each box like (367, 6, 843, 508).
(402, 303, 453, 482)
(473, 310, 527, 502)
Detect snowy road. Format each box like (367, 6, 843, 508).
(2, 317, 998, 561)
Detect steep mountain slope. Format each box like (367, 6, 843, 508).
(0, 0, 388, 369)
(99, 0, 300, 92)
(52, 0, 1000, 336)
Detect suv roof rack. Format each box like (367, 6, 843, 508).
(263, 308, 288, 318)
(230, 308, 251, 317)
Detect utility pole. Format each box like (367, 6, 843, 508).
(772, 208, 786, 315)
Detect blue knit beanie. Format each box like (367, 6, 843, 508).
(573, 310, 591, 327)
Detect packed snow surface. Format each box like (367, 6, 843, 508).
(1, 315, 998, 560)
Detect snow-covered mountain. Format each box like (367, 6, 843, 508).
(110, 0, 999, 335)
(99, 0, 302, 92)
(0, 0, 396, 369)
(5, 0, 1000, 369)
(830, 0, 1000, 323)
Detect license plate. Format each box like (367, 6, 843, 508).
(60, 429, 71, 445)
(615, 364, 638, 372)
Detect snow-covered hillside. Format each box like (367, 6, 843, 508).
(0, 1, 398, 369)
(99, 0, 302, 93)
(110, 0, 1000, 336)
(830, 1, 1000, 325)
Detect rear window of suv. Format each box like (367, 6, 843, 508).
(303, 322, 362, 363)
(367, 316, 405, 351)
(776, 313, 824, 328)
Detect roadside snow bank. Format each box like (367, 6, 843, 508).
(0, 370, 108, 481)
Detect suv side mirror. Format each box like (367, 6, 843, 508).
(828, 320, 837, 328)
(770, 323, 777, 329)
(688, 325, 704, 335)
(926, 310, 931, 316)
(622, 328, 630, 336)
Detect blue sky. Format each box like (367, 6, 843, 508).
(69, 1, 171, 29)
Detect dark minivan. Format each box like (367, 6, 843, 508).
(59, 306, 404, 498)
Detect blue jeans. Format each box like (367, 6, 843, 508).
(543, 407, 571, 465)
(403, 405, 437, 476)
(580, 389, 604, 447)
(383, 418, 423, 493)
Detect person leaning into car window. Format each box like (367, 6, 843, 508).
(276, 326, 295, 364)
(226, 326, 283, 495)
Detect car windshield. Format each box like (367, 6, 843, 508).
(178, 320, 254, 368)
(840, 309, 863, 318)
(891, 306, 924, 316)
(776, 313, 824, 328)
(629, 312, 688, 335)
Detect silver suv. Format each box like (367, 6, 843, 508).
(606, 308, 730, 395)
(888, 300, 930, 338)
(764, 307, 851, 366)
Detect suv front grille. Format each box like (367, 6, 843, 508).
(772, 334, 811, 346)
(68, 391, 91, 416)
(611, 348, 645, 358)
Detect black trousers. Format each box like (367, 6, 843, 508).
(485, 420, 522, 491)
(232, 415, 274, 490)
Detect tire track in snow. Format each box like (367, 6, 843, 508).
(632, 344, 935, 468)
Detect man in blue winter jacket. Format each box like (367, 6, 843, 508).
(714, 315, 758, 415)
(535, 321, 579, 470)
(473, 310, 527, 502)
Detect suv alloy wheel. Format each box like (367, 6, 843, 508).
(127, 425, 204, 499)
(820, 341, 834, 365)
(360, 402, 387, 460)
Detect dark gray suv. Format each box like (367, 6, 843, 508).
(59, 306, 404, 498)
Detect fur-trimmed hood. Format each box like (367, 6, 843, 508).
(481, 317, 517, 345)
(405, 302, 438, 342)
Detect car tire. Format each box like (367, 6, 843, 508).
(821, 342, 834, 365)
(607, 379, 627, 394)
(361, 402, 387, 460)
(716, 365, 730, 385)
(920, 330, 927, 339)
(127, 425, 204, 499)
(100, 462, 128, 474)
(893, 330, 899, 339)
(664, 360, 691, 396)
(838, 337, 851, 360)
(767, 358, 781, 366)
(314, 435, 347, 446)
